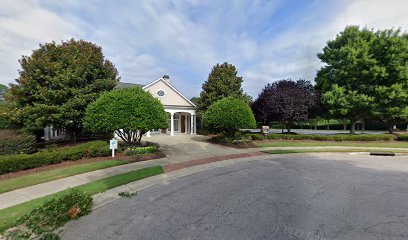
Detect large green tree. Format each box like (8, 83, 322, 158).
(315, 26, 408, 133)
(370, 29, 408, 131)
(83, 87, 168, 145)
(6, 39, 119, 138)
(198, 62, 251, 111)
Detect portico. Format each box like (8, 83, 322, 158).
(130, 75, 197, 137)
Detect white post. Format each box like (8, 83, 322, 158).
(190, 114, 194, 135)
(170, 113, 175, 136)
(112, 149, 115, 158)
(146, 131, 151, 137)
(194, 115, 196, 134)
(184, 114, 188, 134)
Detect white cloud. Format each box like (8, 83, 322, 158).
(0, 0, 407, 99)
(242, 0, 408, 97)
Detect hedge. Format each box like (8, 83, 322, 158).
(396, 134, 408, 141)
(0, 141, 110, 174)
(246, 133, 394, 142)
(0, 130, 37, 155)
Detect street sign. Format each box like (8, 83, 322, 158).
(110, 138, 118, 157)
(110, 139, 118, 149)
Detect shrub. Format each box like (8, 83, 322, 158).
(124, 146, 157, 156)
(0, 130, 37, 155)
(0, 141, 110, 174)
(16, 189, 92, 236)
(396, 134, 408, 141)
(84, 87, 168, 145)
(246, 133, 265, 141)
(264, 133, 394, 141)
(203, 97, 256, 136)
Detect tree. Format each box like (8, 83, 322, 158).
(83, 87, 168, 145)
(203, 97, 256, 137)
(315, 26, 408, 133)
(322, 84, 374, 133)
(0, 84, 7, 91)
(252, 79, 317, 133)
(371, 29, 408, 131)
(198, 62, 250, 111)
(6, 39, 119, 138)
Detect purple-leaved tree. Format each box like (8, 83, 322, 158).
(252, 79, 317, 133)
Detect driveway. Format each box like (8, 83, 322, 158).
(61, 153, 408, 240)
(146, 134, 248, 162)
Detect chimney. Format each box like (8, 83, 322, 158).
(162, 75, 170, 82)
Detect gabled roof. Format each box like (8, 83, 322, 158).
(143, 77, 196, 108)
(116, 82, 145, 88)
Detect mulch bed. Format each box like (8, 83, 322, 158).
(0, 151, 166, 181)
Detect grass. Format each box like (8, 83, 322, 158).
(0, 160, 128, 194)
(257, 141, 408, 148)
(262, 149, 405, 154)
(0, 165, 164, 232)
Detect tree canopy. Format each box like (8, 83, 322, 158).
(6, 39, 119, 137)
(315, 26, 408, 133)
(197, 62, 251, 112)
(252, 79, 317, 133)
(203, 97, 256, 136)
(83, 87, 168, 145)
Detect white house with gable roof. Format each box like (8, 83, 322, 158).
(117, 75, 196, 137)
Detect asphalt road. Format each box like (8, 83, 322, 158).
(61, 153, 408, 240)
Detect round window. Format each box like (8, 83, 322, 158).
(157, 90, 165, 97)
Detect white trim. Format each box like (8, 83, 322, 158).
(143, 77, 196, 108)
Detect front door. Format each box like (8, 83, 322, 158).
(181, 115, 186, 133)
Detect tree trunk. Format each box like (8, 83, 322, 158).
(389, 124, 394, 134)
(343, 124, 347, 130)
(286, 121, 292, 134)
(350, 120, 356, 134)
(361, 122, 365, 131)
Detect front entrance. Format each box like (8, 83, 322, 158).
(181, 115, 186, 133)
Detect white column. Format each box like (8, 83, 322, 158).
(194, 115, 196, 134)
(146, 131, 151, 137)
(170, 113, 175, 136)
(184, 114, 188, 134)
(190, 114, 194, 135)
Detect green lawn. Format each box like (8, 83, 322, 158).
(0, 165, 164, 232)
(0, 160, 128, 194)
(257, 141, 408, 148)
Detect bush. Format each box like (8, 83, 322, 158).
(246, 133, 265, 141)
(15, 189, 92, 236)
(0, 130, 37, 155)
(396, 134, 408, 141)
(264, 133, 394, 141)
(0, 141, 110, 174)
(124, 146, 157, 156)
(203, 97, 256, 136)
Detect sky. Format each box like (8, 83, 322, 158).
(0, 0, 407, 98)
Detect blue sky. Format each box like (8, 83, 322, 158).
(0, 0, 407, 98)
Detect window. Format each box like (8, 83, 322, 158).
(156, 90, 165, 97)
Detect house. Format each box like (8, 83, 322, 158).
(118, 75, 197, 136)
